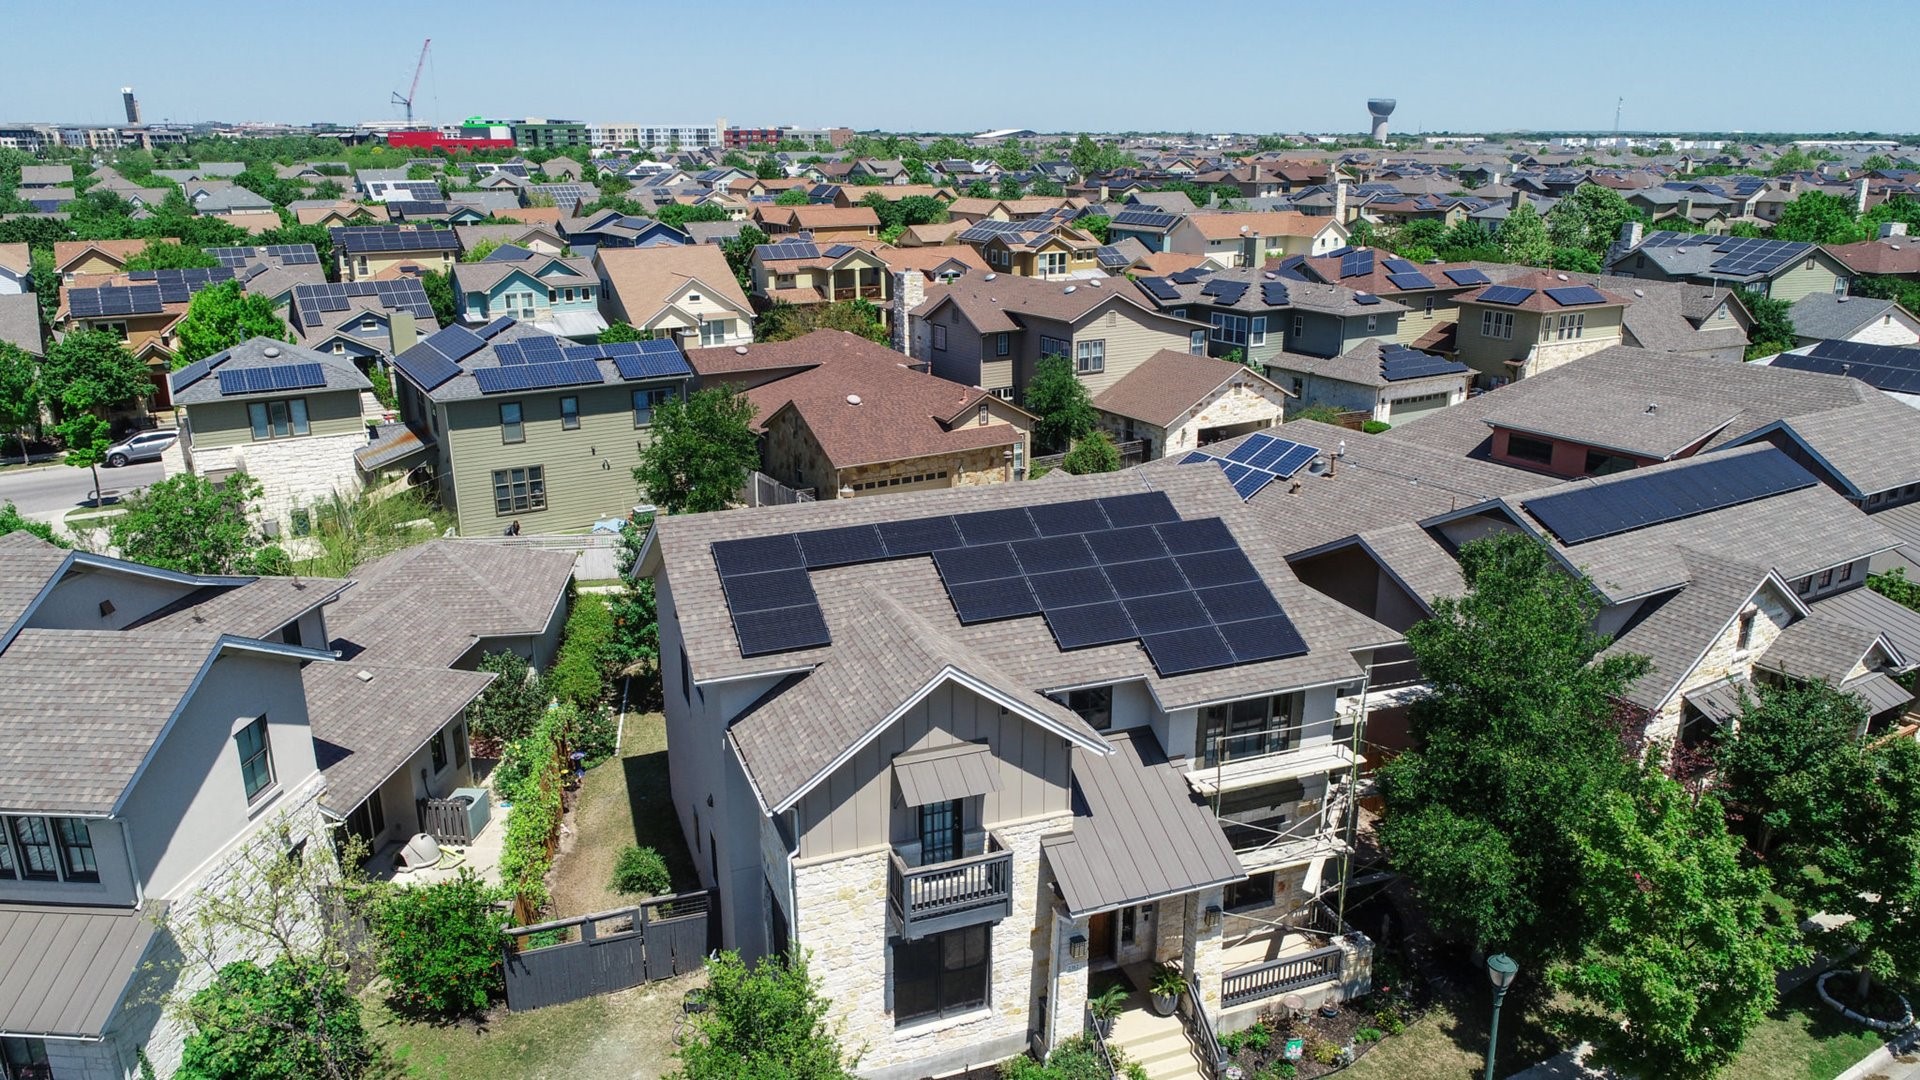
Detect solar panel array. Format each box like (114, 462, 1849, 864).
(205, 244, 321, 268)
(1386, 270, 1436, 291)
(490, 336, 691, 382)
(1523, 448, 1818, 545)
(1353, 292, 1381, 306)
(1773, 339, 1920, 394)
(758, 240, 822, 261)
(1261, 280, 1290, 306)
(1639, 232, 1812, 277)
(1443, 268, 1491, 286)
(392, 325, 487, 391)
(528, 184, 594, 209)
(472, 359, 605, 395)
(1200, 278, 1248, 304)
(1168, 267, 1214, 285)
(1382, 257, 1418, 274)
(1138, 276, 1181, 301)
(707, 491, 1307, 673)
(69, 267, 237, 317)
(1544, 285, 1606, 307)
(1478, 285, 1535, 305)
(1339, 249, 1375, 279)
(1096, 244, 1131, 268)
(1112, 208, 1180, 229)
(1378, 344, 1470, 382)
(329, 226, 460, 254)
(215, 362, 327, 397)
(122, 267, 236, 290)
(290, 280, 435, 329)
(1179, 431, 1320, 501)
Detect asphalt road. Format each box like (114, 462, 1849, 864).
(0, 459, 165, 519)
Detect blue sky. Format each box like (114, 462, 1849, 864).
(6, 1, 1912, 135)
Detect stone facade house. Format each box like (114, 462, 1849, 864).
(642, 467, 1389, 1079)
(1092, 349, 1291, 460)
(1450, 271, 1628, 386)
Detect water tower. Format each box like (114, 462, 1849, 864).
(1367, 98, 1396, 141)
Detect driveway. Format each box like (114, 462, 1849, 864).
(0, 460, 164, 520)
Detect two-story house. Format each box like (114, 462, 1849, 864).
(1091, 350, 1291, 460)
(596, 244, 755, 350)
(1163, 213, 1348, 267)
(388, 320, 695, 535)
(289, 278, 438, 400)
(455, 223, 566, 258)
(642, 464, 1387, 1079)
(1606, 224, 1852, 302)
(329, 226, 459, 282)
(1129, 265, 1407, 378)
(52, 240, 154, 284)
(753, 204, 882, 242)
(0, 243, 31, 294)
(556, 210, 690, 259)
(956, 214, 1104, 280)
(749, 239, 893, 322)
(452, 252, 608, 340)
(1451, 271, 1629, 385)
(55, 267, 241, 409)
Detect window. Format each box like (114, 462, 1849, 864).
(932, 323, 947, 351)
(564, 287, 576, 303)
(356, 255, 369, 275)
(430, 729, 448, 773)
(1196, 694, 1301, 766)
(633, 386, 675, 426)
(1218, 781, 1305, 851)
(1250, 316, 1267, 346)
(1039, 335, 1070, 359)
(1, 1038, 49, 1080)
(360, 315, 376, 331)
(1424, 295, 1435, 315)
(1481, 310, 1514, 339)
(917, 799, 962, 865)
(1056, 686, 1113, 730)
(895, 925, 990, 1024)
(1075, 339, 1105, 374)
(8, 818, 55, 880)
(499, 402, 524, 444)
(1819, 567, 1835, 589)
(1225, 872, 1276, 911)
(1038, 251, 1067, 276)
(1557, 312, 1585, 340)
(1736, 610, 1757, 651)
(281, 618, 304, 648)
(547, 288, 558, 304)
(992, 386, 1014, 400)
(0, 829, 12, 879)
(1841, 561, 1855, 582)
(977, 403, 990, 426)
(1795, 576, 1813, 595)
(559, 395, 580, 431)
(1291, 314, 1304, 338)
(1505, 433, 1554, 465)
(995, 332, 1009, 356)
(1120, 904, 1139, 947)
(492, 466, 546, 515)
(236, 716, 274, 803)
(55, 818, 97, 883)
(700, 318, 732, 346)
(1211, 312, 1250, 346)
(1584, 449, 1635, 476)
(247, 398, 311, 441)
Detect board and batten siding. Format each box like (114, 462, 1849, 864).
(440, 380, 678, 536)
(794, 680, 1073, 860)
(184, 389, 365, 451)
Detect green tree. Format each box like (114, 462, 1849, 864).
(814, 299, 888, 343)
(1869, 566, 1920, 613)
(365, 870, 506, 1017)
(1498, 201, 1552, 267)
(0, 501, 64, 547)
(173, 280, 293, 367)
(1022, 355, 1097, 453)
(1773, 191, 1864, 244)
(1716, 681, 1864, 856)
(1345, 219, 1378, 250)
(57, 412, 114, 504)
(1377, 533, 1647, 965)
(467, 650, 548, 749)
(720, 224, 769, 291)
(1546, 183, 1644, 258)
(0, 341, 40, 464)
(965, 180, 993, 199)
(1060, 431, 1120, 474)
(125, 239, 219, 271)
(1743, 292, 1796, 359)
(29, 247, 58, 327)
(1862, 154, 1895, 173)
(176, 958, 374, 1080)
(633, 387, 759, 515)
(420, 270, 457, 327)
(1550, 245, 1603, 273)
(655, 202, 732, 229)
(774, 189, 811, 206)
(1556, 770, 1802, 1079)
(1077, 215, 1111, 244)
(109, 471, 273, 574)
(461, 238, 502, 263)
(598, 322, 645, 344)
(673, 951, 855, 1080)
(996, 176, 1024, 201)
(1029, 177, 1065, 197)
(41, 328, 152, 416)
(607, 516, 660, 704)
(755, 157, 785, 180)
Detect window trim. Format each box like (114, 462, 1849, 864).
(8, 817, 57, 881)
(1075, 338, 1105, 374)
(995, 331, 1009, 356)
(559, 395, 580, 431)
(492, 465, 547, 516)
(633, 386, 675, 427)
(247, 397, 311, 441)
(893, 924, 991, 1026)
(55, 818, 98, 883)
(499, 401, 525, 445)
(932, 323, 947, 351)
(236, 716, 275, 804)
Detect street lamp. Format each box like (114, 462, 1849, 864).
(1483, 953, 1520, 1080)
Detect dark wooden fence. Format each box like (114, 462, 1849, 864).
(1221, 943, 1345, 1008)
(417, 797, 474, 844)
(501, 891, 713, 1012)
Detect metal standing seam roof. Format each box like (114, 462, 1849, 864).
(892, 741, 1000, 807)
(1683, 675, 1753, 726)
(1042, 730, 1244, 917)
(0, 903, 156, 1038)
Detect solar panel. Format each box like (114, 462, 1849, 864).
(1261, 281, 1290, 306)
(1339, 250, 1375, 279)
(1382, 257, 1417, 274)
(721, 567, 820, 614)
(1139, 277, 1181, 302)
(1176, 548, 1261, 588)
(1086, 525, 1169, 565)
(1027, 498, 1110, 537)
(1544, 286, 1605, 306)
(492, 343, 529, 366)
(1011, 534, 1096, 575)
(614, 346, 692, 382)
(1026, 566, 1116, 610)
(214, 362, 327, 396)
(1123, 591, 1213, 636)
(1097, 492, 1179, 527)
(471, 358, 605, 394)
(933, 543, 1022, 586)
(949, 578, 1041, 624)
(711, 534, 803, 576)
(1353, 292, 1381, 306)
(1168, 267, 1214, 285)
(1217, 614, 1310, 664)
(1443, 268, 1491, 286)
(1232, 470, 1278, 499)
(733, 603, 831, 657)
(477, 317, 516, 340)
(1774, 340, 1920, 394)
(1194, 583, 1283, 624)
(1478, 285, 1534, 305)
(1386, 271, 1436, 290)
(1200, 279, 1249, 304)
(1379, 345, 1471, 382)
(392, 342, 462, 390)
(1108, 557, 1188, 599)
(1523, 448, 1818, 545)
(1141, 625, 1235, 676)
(1153, 517, 1236, 556)
(423, 325, 487, 363)
(875, 516, 963, 556)
(797, 525, 888, 569)
(953, 508, 1038, 546)
(1044, 601, 1138, 650)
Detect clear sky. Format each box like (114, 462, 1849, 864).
(4, 0, 1912, 136)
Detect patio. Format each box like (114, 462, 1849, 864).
(364, 803, 509, 887)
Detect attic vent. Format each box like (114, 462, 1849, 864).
(687, 293, 701, 302)
(262, 346, 282, 358)
(1646, 403, 1659, 414)
(735, 345, 749, 354)
(846, 394, 862, 406)
(1063, 285, 1077, 294)
(356, 669, 374, 682)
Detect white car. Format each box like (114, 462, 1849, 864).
(104, 429, 177, 467)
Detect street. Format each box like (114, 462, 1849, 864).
(0, 460, 165, 521)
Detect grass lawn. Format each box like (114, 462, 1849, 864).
(547, 711, 700, 919)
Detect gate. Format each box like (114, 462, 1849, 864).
(501, 890, 712, 1012)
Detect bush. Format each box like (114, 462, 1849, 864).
(1354, 1026, 1384, 1043)
(1292, 403, 1345, 424)
(366, 870, 506, 1017)
(611, 845, 670, 896)
(1310, 1040, 1343, 1065)
(468, 651, 547, 749)
(1360, 419, 1391, 434)
(1061, 431, 1121, 475)
(1000, 1035, 1146, 1079)
(177, 958, 373, 1080)
(548, 593, 613, 709)
(498, 705, 568, 908)
(573, 704, 618, 767)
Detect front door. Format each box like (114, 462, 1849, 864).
(1088, 910, 1117, 964)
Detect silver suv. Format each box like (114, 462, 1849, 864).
(105, 429, 177, 467)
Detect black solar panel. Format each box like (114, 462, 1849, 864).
(1108, 558, 1188, 599)
(949, 578, 1041, 624)
(1027, 498, 1110, 537)
(214, 363, 327, 396)
(1044, 601, 1138, 650)
(1200, 279, 1249, 304)
(933, 543, 1022, 586)
(1523, 448, 1819, 545)
(1382, 257, 1418, 274)
(797, 525, 888, 569)
(1154, 517, 1237, 556)
(1097, 491, 1179, 527)
(1123, 591, 1213, 635)
(1443, 268, 1491, 286)
(1011, 534, 1096, 575)
(329, 226, 459, 254)
(1141, 625, 1235, 676)
(1169, 267, 1214, 285)
(1775, 340, 1920, 394)
(1217, 614, 1309, 664)
(875, 516, 963, 556)
(1139, 277, 1181, 302)
(1028, 567, 1117, 610)
(1176, 548, 1261, 588)
(1195, 584, 1283, 624)
(1477, 285, 1534, 305)
(733, 603, 831, 657)
(1261, 281, 1290, 306)
(1339, 250, 1375, 279)
(472, 359, 604, 394)
(1379, 345, 1470, 382)
(721, 567, 820, 614)
(711, 534, 803, 577)
(953, 508, 1039, 546)
(1386, 271, 1436, 290)
(1544, 285, 1606, 306)
(1086, 525, 1169, 565)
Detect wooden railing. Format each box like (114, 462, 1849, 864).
(888, 831, 1012, 938)
(1180, 973, 1229, 1077)
(1221, 943, 1345, 1008)
(833, 284, 886, 300)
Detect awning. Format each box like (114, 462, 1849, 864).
(893, 741, 998, 807)
(1842, 672, 1914, 717)
(1684, 676, 1752, 727)
(532, 309, 609, 339)
(0, 903, 155, 1038)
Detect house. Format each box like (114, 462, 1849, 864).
(452, 252, 607, 340)
(0, 294, 43, 358)
(753, 204, 882, 242)
(541, 156, 585, 181)
(878, 243, 989, 284)
(1827, 223, 1920, 282)
(750, 238, 893, 318)
(355, 169, 439, 203)
(1091, 349, 1290, 459)
(19, 187, 75, 212)
(288, 277, 438, 389)
(53, 239, 153, 283)
(557, 210, 690, 257)
(203, 243, 328, 308)
(329, 226, 459, 282)
(54, 267, 239, 408)
(1168, 213, 1349, 266)
(187, 185, 273, 216)
(683, 219, 747, 246)
(956, 214, 1104, 280)
(1130, 264, 1406, 372)
(0, 242, 28, 294)
(387, 321, 695, 535)
(1607, 225, 1852, 302)
(165, 337, 374, 529)
(17, 164, 72, 188)
(456, 223, 566, 257)
(292, 201, 389, 228)
(908, 271, 1210, 402)
(1765, 339, 1920, 413)
(640, 464, 1387, 1078)
(828, 183, 959, 209)
(595, 244, 754, 349)
(387, 201, 490, 226)
(1263, 340, 1472, 426)
(686, 329, 1036, 496)
(1450, 270, 1630, 384)
(1788, 292, 1920, 347)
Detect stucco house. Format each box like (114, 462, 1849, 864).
(1166, 212, 1349, 267)
(1092, 349, 1290, 460)
(749, 239, 893, 323)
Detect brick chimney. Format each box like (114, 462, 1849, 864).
(892, 269, 924, 356)
(1333, 180, 1348, 223)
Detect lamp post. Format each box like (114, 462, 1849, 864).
(1483, 953, 1520, 1080)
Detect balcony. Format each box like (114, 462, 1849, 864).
(832, 284, 887, 301)
(888, 830, 1012, 939)
(1186, 740, 1360, 796)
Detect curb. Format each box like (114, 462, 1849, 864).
(1835, 1026, 1920, 1080)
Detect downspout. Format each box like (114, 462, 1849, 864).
(119, 818, 146, 907)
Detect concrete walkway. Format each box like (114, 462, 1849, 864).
(1837, 1027, 1920, 1080)
(1507, 1042, 1612, 1080)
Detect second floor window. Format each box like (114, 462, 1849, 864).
(0, 815, 102, 884)
(700, 318, 732, 347)
(932, 324, 947, 351)
(1038, 251, 1067, 276)
(559, 396, 580, 431)
(8, 817, 56, 881)
(995, 332, 1009, 356)
(248, 398, 310, 441)
(430, 729, 448, 773)
(55, 819, 97, 882)
(236, 716, 274, 803)
(1190, 329, 1207, 354)
(1557, 312, 1585, 340)
(1211, 312, 1250, 346)
(499, 402, 525, 444)
(634, 387, 675, 427)
(1481, 310, 1514, 339)
(1075, 339, 1105, 374)
(1196, 693, 1301, 767)
(1039, 335, 1069, 359)
(917, 799, 962, 865)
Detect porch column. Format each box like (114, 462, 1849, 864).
(1182, 886, 1227, 1016)
(1045, 906, 1090, 1055)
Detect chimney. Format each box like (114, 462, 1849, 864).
(892, 270, 924, 356)
(1509, 190, 1524, 210)
(390, 309, 418, 355)
(1856, 177, 1870, 215)
(1678, 195, 1694, 222)
(1882, 222, 1910, 239)
(1333, 180, 1349, 223)
(1608, 220, 1644, 267)
(1492, 169, 1503, 186)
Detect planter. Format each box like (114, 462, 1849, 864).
(1816, 970, 1915, 1032)
(1150, 991, 1178, 1017)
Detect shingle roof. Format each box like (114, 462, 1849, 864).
(1093, 350, 1277, 428)
(1827, 236, 1920, 276)
(0, 242, 29, 277)
(326, 541, 574, 669)
(171, 337, 371, 405)
(0, 294, 43, 356)
(1756, 612, 1886, 685)
(1602, 554, 1772, 711)
(1752, 395, 1920, 497)
(1484, 388, 1737, 460)
(1810, 587, 1920, 672)
(0, 533, 69, 633)
(1184, 211, 1331, 241)
(306, 663, 494, 814)
(914, 273, 1187, 333)
(596, 244, 753, 324)
(1789, 292, 1908, 342)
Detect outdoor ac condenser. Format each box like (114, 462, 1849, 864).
(450, 786, 492, 840)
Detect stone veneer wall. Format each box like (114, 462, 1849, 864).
(1645, 583, 1793, 746)
(187, 432, 367, 531)
(791, 813, 1068, 1080)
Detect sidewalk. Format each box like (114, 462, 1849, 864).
(1507, 1043, 1611, 1080)
(1836, 1027, 1920, 1080)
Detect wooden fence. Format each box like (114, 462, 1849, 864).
(501, 891, 713, 1012)
(1029, 439, 1148, 473)
(417, 797, 474, 845)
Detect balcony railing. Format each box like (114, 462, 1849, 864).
(888, 830, 1012, 939)
(832, 284, 886, 300)
(1222, 943, 1345, 1008)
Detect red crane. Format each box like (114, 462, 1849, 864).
(390, 38, 432, 123)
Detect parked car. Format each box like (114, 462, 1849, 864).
(105, 428, 177, 467)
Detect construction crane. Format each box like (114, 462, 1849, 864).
(390, 38, 431, 123)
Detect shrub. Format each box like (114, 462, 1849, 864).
(1257, 1064, 1297, 1080)
(611, 845, 670, 896)
(1374, 1008, 1407, 1035)
(1061, 430, 1121, 475)
(1355, 1026, 1384, 1043)
(468, 650, 547, 748)
(548, 593, 614, 709)
(1000, 1035, 1146, 1079)
(1310, 1040, 1343, 1065)
(1360, 419, 1391, 434)
(1292, 403, 1345, 424)
(366, 870, 506, 1017)
(498, 706, 568, 909)
(572, 705, 618, 768)
(176, 958, 373, 1080)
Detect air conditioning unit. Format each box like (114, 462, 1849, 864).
(450, 786, 492, 840)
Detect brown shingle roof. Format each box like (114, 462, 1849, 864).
(596, 245, 753, 323)
(913, 273, 1175, 334)
(1093, 349, 1283, 428)
(52, 239, 150, 274)
(1826, 237, 1920, 276)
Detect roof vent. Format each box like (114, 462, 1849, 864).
(356, 669, 374, 682)
(1633, 288, 1645, 297)
(735, 345, 749, 354)
(1836, 295, 1850, 302)
(1555, 273, 1569, 281)
(983, 272, 997, 281)
(1646, 402, 1658, 414)
(1063, 285, 1077, 294)
(262, 346, 281, 358)
(846, 394, 862, 406)
(1086, 278, 1101, 287)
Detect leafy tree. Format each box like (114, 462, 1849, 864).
(813, 299, 888, 343)
(607, 517, 660, 703)
(461, 238, 502, 263)
(1345, 219, 1378, 250)
(1743, 292, 1796, 359)
(1060, 431, 1120, 474)
(1077, 215, 1111, 244)
(1556, 770, 1802, 1079)
(365, 870, 506, 1017)
(468, 650, 548, 749)
(774, 189, 811, 206)
(1716, 681, 1864, 856)
(109, 472, 275, 574)
(754, 157, 785, 180)
(0, 501, 63, 547)
(1546, 183, 1645, 258)
(720, 151, 752, 170)
(0, 341, 39, 464)
(965, 180, 993, 199)
(1862, 154, 1896, 173)
(176, 958, 374, 1080)
(1550, 246, 1603, 273)
(599, 322, 645, 344)
(720, 225, 769, 291)
(125, 239, 219, 271)
(57, 412, 114, 503)
(1773, 191, 1863, 245)
(996, 176, 1024, 201)
(1498, 201, 1552, 267)
(673, 951, 855, 1080)
(1022, 355, 1097, 453)
(1377, 533, 1647, 965)
(633, 387, 759, 515)
(420, 270, 457, 327)
(41, 328, 152, 416)
(1869, 566, 1920, 613)
(29, 247, 58, 327)
(174, 280, 293, 367)
(655, 202, 732, 229)
(1029, 177, 1065, 197)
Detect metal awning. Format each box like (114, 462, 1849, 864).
(0, 903, 155, 1039)
(1684, 676, 1752, 727)
(1843, 671, 1914, 717)
(893, 741, 998, 807)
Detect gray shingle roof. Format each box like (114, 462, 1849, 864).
(170, 337, 371, 405)
(1747, 396, 1920, 497)
(0, 293, 44, 356)
(1483, 388, 1737, 460)
(326, 541, 574, 669)
(1756, 612, 1887, 685)
(306, 663, 494, 814)
(1790, 292, 1903, 342)
(0, 533, 68, 636)
(1602, 555, 1771, 711)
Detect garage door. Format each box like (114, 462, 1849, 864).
(1387, 392, 1450, 420)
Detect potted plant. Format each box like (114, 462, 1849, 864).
(1089, 985, 1127, 1037)
(1150, 964, 1187, 1016)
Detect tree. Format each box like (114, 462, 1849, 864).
(1716, 681, 1864, 857)
(460, 238, 502, 263)
(633, 387, 759, 515)
(1773, 191, 1864, 245)
(1077, 214, 1111, 244)
(177, 959, 373, 1080)
(1029, 177, 1065, 197)
(1345, 219, 1378, 250)
(754, 157, 785, 180)
(607, 516, 660, 703)
(1022, 355, 1097, 453)
(364, 871, 506, 1017)
(109, 471, 274, 574)
(965, 180, 993, 199)
(1555, 770, 1802, 1079)
(0, 341, 39, 464)
(1546, 183, 1644, 258)
(1377, 533, 1648, 965)
(598, 322, 645, 344)
(1498, 201, 1552, 267)
(720, 225, 768, 291)
(996, 176, 1024, 201)
(420, 270, 457, 327)
(813, 299, 888, 344)
(57, 412, 114, 504)
(1869, 566, 1920, 613)
(41, 328, 151, 416)
(774, 189, 811, 206)
(673, 951, 855, 1080)
(655, 202, 732, 229)
(1862, 154, 1895, 173)
(467, 650, 548, 749)
(173, 280, 293, 368)
(0, 501, 64, 547)
(1060, 431, 1120, 474)
(1743, 292, 1796, 359)
(125, 239, 219, 271)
